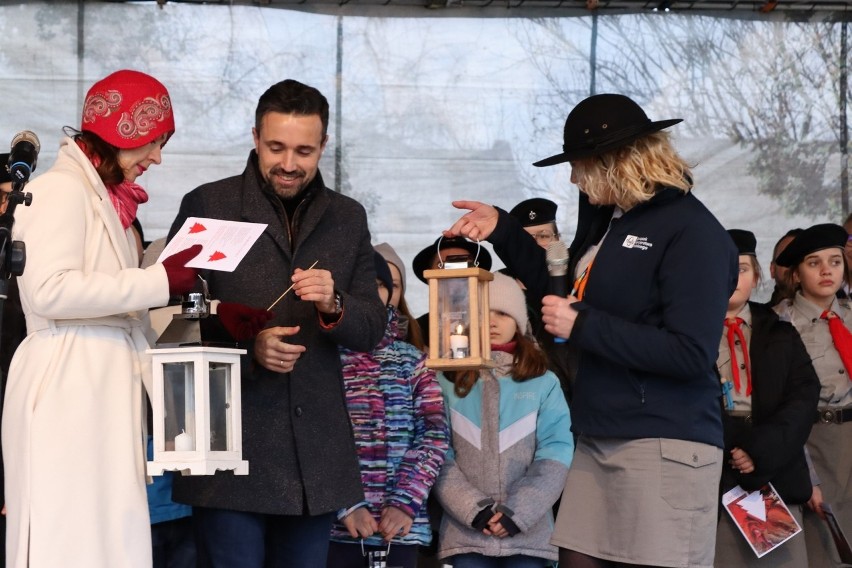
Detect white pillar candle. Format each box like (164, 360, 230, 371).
(449, 324, 469, 359)
(174, 430, 194, 452)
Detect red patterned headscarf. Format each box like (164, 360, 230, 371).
(80, 69, 174, 149)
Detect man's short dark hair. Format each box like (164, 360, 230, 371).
(255, 79, 329, 138)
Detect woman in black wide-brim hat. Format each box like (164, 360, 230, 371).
(443, 94, 738, 567)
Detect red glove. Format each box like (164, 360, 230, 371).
(162, 244, 202, 296)
(217, 302, 274, 341)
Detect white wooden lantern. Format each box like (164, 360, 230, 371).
(424, 248, 494, 371)
(147, 286, 248, 476)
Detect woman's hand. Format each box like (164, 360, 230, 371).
(541, 294, 580, 340)
(444, 201, 499, 242)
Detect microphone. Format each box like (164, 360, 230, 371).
(546, 240, 570, 344)
(8, 130, 40, 184)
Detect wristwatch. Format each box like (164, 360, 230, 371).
(332, 291, 343, 315)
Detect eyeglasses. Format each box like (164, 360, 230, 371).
(530, 231, 559, 244)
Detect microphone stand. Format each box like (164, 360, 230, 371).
(0, 177, 30, 547)
(0, 178, 32, 384)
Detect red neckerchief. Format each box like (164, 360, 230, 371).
(723, 317, 752, 396)
(821, 310, 852, 382)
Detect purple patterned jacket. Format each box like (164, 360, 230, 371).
(331, 307, 449, 547)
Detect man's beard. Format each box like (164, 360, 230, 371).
(269, 166, 309, 199)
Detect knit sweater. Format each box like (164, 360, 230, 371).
(434, 352, 573, 561)
(331, 307, 449, 547)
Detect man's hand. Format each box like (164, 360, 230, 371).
(291, 268, 337, 314)
(341, 507, 378, 539)
(379, 506, 413, 541)
(444, 200, 499, 243)
(253, 326, 306, 373)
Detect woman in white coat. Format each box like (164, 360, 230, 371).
(2, 69, 201, 568)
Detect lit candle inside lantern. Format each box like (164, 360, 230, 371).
(449, 323, 469, 359)
(174, 429, 194, 452)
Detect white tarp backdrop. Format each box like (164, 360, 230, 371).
(0, 2, 845, 314)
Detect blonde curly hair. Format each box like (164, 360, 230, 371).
(571, 131, 693, 211)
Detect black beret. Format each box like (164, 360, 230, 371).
(509, 198, 557, 227)
(727, 229, 756, 256)
(0, 153, 10, 185)
(775, 223, 848, 268)
(411, 236, 493, 284)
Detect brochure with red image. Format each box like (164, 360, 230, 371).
(722, 483, 802, 558)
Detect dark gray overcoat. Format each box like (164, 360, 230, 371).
(169, 153, 385, 515)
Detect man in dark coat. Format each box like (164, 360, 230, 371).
(168, 79, 386, 568)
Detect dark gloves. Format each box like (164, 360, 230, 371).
(217, 302, 274, 341)
(162, 244, 202, 296)
(495, 513, 521, 537)
(471, 505, 494, 531)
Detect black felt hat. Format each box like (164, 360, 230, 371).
(509, 198, 557, 227)
(775, 223, 848, 268)
(0, 153, 11, 185)
(727, 229, 757, 256)
(411, 236, 493, 284)
(533, 94, 682, 168)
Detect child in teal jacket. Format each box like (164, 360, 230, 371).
(434, 272, 573, 567)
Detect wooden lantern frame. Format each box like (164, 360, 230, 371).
(424, 266, 495, 370)
(147, 346, 249, 476)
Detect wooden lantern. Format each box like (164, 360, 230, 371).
(424, 264, 494, 371)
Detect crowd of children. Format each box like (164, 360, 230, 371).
(345, 220, 851, 568)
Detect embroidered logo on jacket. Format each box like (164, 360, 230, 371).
(622, 235, 653, 251)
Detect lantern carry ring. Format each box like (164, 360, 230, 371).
(435, 235, 482, 269)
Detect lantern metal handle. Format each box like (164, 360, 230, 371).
(361, 539, 393, 567)
(199, 274, 210, 301)
(181, 275, 212, 318)
(435, 235, 482, 268)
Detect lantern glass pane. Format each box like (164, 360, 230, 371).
(208, 362, 232, 451)
(438, 278, 470, 359)
(163, 362, 196, 452)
